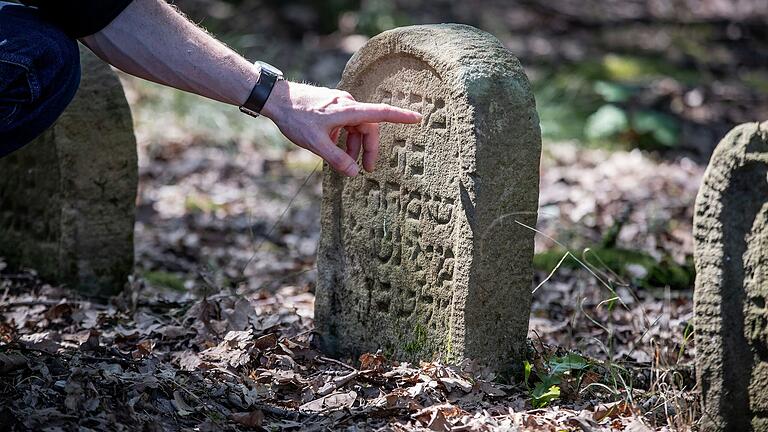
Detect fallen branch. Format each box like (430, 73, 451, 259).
(317, 356, 356, 371)
(316, 370, 360, 397)
(254, 402, 301, 419)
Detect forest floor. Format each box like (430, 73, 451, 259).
(0, 133, 701, 431)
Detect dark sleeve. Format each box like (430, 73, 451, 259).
(20, 0, 134, 38)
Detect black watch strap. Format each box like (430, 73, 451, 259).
(240, 66, 281, 117)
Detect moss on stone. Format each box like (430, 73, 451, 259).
(403, 324, 428, 356)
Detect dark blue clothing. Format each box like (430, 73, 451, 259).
(0, 0, 132, 158)
(0, 3, 81, 157)
(20, 0, 134, 38)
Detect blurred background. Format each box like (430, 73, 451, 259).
(130, 0, 768, 158)
(122, 0, 768, 363)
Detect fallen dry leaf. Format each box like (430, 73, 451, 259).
(0, 352, 27, 373)
(359, 352, 387, 372)
(229, 409, 265, 429)
(299, 390, 357, 413)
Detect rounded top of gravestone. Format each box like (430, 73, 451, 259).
(340, 24, 526, 102)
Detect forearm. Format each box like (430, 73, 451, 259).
(81, 0, 255, 106)
(80, 0, 421, 177)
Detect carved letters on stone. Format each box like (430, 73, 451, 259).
(316, 24, 542, 370)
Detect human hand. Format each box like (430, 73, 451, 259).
(261, 81, 422, 176)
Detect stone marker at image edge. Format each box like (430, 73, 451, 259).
(316, 24, 542, 369)
(0, 46, 137, 296)
(694, 121, 768, 431)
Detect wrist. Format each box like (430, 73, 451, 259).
(239, 61, 285, 119)
(237, 63, 261, 106)
(260, 79, 289, 121)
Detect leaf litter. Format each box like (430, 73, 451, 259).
(0, 140, 700, 430)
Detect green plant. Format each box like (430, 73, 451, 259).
(519, 220, 699, 427)
(584, 104, 629, 141)
(549, 353, 590, 375)
(143, 271, 186, 292)
(585, 104, 680, 150)
(531, 383, 561, 408)
(677, 322, 695, 361)
(533, 247, 694, 290)
(354, 0, 410, 36)
(533, 53, 690, 149)
(524, 353, 590, 408)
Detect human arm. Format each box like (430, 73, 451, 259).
(79, 0, 421, 175)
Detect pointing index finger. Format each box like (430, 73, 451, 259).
(338, 103, 422, 126)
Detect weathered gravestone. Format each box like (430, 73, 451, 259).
(694, 121, 768, 431)
(316, 24, 541, 369)
(0, 46, 137, 296)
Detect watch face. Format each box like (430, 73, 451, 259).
(255, 61, 283, 78)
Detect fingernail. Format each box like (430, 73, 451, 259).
(347, 163, 360, 176)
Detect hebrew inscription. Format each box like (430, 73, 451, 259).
(316, 24, 541, 370)
(342, 64, 457, 327)
(694, 121, 768, 431)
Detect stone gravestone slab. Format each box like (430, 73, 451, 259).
(694, 121, 768, 431)
(0, 46, 137, 296)
(316, 24, 541, 369)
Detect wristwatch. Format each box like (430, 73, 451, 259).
(239, 61, 284, 118)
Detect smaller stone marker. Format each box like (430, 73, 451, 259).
(694, 121, 768, 431)
(316, 24, 541, 370)
(0, 46, 137, 296)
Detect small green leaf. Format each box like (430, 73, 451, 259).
(585, 104, 629, 140)
(531, 384, 561, 408)
(594, 81, 635, 103)
(534, 372, 561, 390)
(523, 361, 532, 388)
(632, 110, 679, 147)
(549, 353, 589, 375)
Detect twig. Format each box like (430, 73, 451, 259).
(211, 366, 241, 379)
(316, 370, 360, 397)
(515, 220, 629, 310)
(259, 266, 317, 291)
(290, 328, 314, 340)
(164, 377, 227, 427)
(242, 162, 321, 274)
(254, 402, 301, 419)
(80, 355, 138, 367)
(317, 356, 357, 371)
